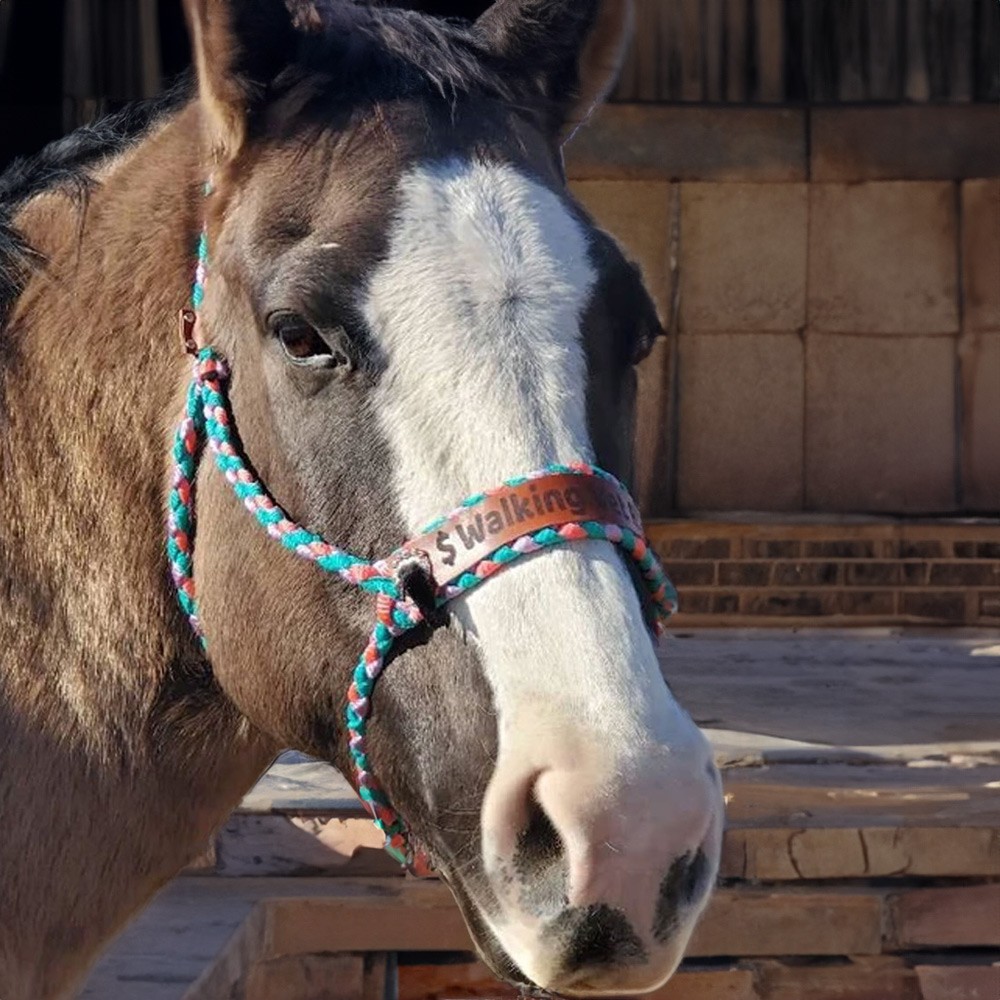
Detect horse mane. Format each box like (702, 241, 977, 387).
(0, 75, 194, 322)
(285, 4, 511, 101)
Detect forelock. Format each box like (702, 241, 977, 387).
(278, 5, 518, 105)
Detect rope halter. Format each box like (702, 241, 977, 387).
(169, 220, 678, 875)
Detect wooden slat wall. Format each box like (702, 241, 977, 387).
(613, 0, 1000, 104)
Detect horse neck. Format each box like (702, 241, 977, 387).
(0, 104, 275, 999)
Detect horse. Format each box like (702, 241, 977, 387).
(0, 2, 725, 996)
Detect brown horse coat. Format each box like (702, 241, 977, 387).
(0, 3, 723, 997)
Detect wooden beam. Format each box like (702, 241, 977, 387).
(187, 880, 886, 976)
(915, 963, 1000, 1000)
(887, 885, 1000, 949)
(399, 960, 759, 1000)
(723, 825, 1000, 881)
(565, 106, 807, 182)
(199, 762, 1000, 881)
(811, 106, 1000, 182)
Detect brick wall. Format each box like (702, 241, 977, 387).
(648, 521, 1000, 626)
(566, 105, 1000, 520)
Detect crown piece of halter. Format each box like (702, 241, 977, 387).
(168, 200, 679, 875)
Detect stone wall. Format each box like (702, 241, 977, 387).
(565, 104, 1000, 519)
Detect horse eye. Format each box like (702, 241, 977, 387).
(270, 313, 335, 366)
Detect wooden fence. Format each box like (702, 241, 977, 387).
(615, 0, 1000, 104)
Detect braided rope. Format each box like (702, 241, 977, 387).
(168, 349, 679, 870)
(170, 209, 678, 872)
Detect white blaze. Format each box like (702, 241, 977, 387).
(366, 154, 704, 755)
(365, 159, 716, 989)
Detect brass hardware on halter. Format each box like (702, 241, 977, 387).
(178, 308, 199, 356)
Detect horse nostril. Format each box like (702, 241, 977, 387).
(519, 793, 562, 868)
(652, 849, 712, 943)
(513, 792, 568, 915)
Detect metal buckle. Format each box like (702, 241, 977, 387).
(178, 308, 199, 357)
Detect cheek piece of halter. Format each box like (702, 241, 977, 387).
(168, 210, 679, 878)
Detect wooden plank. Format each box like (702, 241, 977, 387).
(702, 0, 726, 103)
(184, 903, 270, 1000)
(610, 4, 642, 102)
(722, 764, 1000, 830)
(724, 0, 749, 103)
(904, 0, 931, 101)
(399, 959, 519, 1000)
(261, 882, 471, 958)
(658, 1, 686, 103)
(215, 814, 403, 879)
(887, 885, 1000, 949)
(83, 878, 361, 1000)
(210, 758, 1000, 882)
(667, 632, 1000, 756)
(782, 0, 809, 102)
(219, 882, 887, 961)
(678, 0, 704, 102)
(610, 964, 758, 1000)
(753, 956, 919, 1000)
(398, 960, 758, 1000)
(210, 762, 1000, 879)
(925, 0, 973, 101)
(183, 907, 394, 1000)
(724, 826, 1000, 881)
(915, 963, 1000, 1000)
(397, 958, 1000, 1000)
(975, 0, 1000, 102)
(247, 954, 388, 1000)
(752, 0, 786, 103)
(238, 755, 365, 815)
(186, 885, 889, 996)
(93, 875, 1000, 1000)
(949, 0, 975, 101)
(805, 0, 837, 103)
(244, 955, 370, 1000)
(565, 105, 807, 182)
(865, 0, 904, 101)
(835, 0, 868, 102)
(689, 888, 884, 958)
(621, 0, 662, 103)
(207, 819, 1000, 883)
(613, 0, 981, 106)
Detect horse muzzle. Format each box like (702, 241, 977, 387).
(451, 712, 724, 996)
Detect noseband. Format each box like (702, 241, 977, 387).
(168, 215, 678, 876)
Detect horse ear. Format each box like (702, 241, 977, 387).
(183, 0, 321, 161)
(474, 0, 632, 142)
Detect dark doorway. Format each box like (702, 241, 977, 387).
(0, 0, 190, 169)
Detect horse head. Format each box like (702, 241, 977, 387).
(180, 0, 724, 992)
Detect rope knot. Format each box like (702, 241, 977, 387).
(194, 350, 230, 385)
